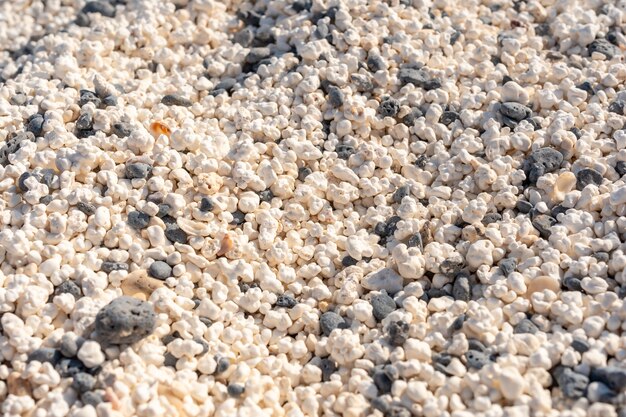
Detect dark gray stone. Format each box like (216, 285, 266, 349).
(367, 55, 385, 72)
(72, 372, 96, 393)
(81, 391, 104, 407)
(199, 197, 214, 212)
(335, 144, 355, 159)
(452, 275, 470, 301)
(386, 405, 412, 417)
(18, 172, 33, 192)
(75, 113, 93, 131)
(102, 95, 117, 107)
(259, 189, 274, 203)
(55, 280, 82, 299)
(276, 295, 297, 308)
(465, 350, 490, 369)
(163, 352, 177, 367)
(234, 28, 254, 47)
(227, 384, 245, 397)
(500, 102, 531, 121)
(101, 261, 128, 273)
(373, 370, 393, 394)
(245, 47, 271, 64)
(75, 12, 90, 27)
(39, 195, 53, 205)
(590, 366, 626, 392)
(556, 367, 589, 398)
(56, 357, 89, 377)
(111, 122, 132, 137)
(481, 213, 501, 225)
(616, 161, 626, 177)
(468, 339, 487, 352)
(161, 94, 192, 107)
(588, 39, 619, 59)
(398, 66, 439, 90)
(587, 381, 617, 403)
(128, 211, 151, 229)
(157, 204, 171, 217)
(439, 110, 460, 125)
(609, 100, 625, 115)
(165, 223, 188, 243)
(499, 258, 517, 276)
(514, 318, 539, 334)
(94, 296, 156, 344)
(78, 90, 100, 107)
(571, 338, 590, 353)
(516, 200, 533, 213)
(214, 78, 237, 92)
(407, 233, 423, 250)
(214, 356, 230, 374)
(298, 167, 312, 181)
(392, 185, 410, 203)
(350, 74, 373, 92)
(320, 312, 345, 336)
(230, 210, 246, 225)
(318, 358, 336, 381)
(26, 114, 44, 137)
(371, 291, 396, 321)
(532, 214, 556, 239)
(379, 98, 400, 117)
(341, 255, 358, 267)
(551, 205, 568, 219)
(59, 334, 82, 357)
(449, 314, 465, 332)
(576, 168, 603, 190)
(148, 261, 172, 280)
(441, 258, 464, 276)
(125, 163, 152, 179)
(563, 276, 583, 291)
(592, 252, 610, 263)
(414, 154, 428, 168)
(387, 320, 409, 346)
(523, 148, 563, 184)
(82, 1, 116, 17)
(0, 131, 35, 166)
(403, 108, 423, 126)
(76, 202, 96, 216)
(28, 348, 62, 365)
(327, 86, 344, 107)
(370, 397, 389, 413)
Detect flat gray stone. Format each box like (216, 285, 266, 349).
(362, 268, 404, 294)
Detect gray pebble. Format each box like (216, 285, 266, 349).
(335, 144, 355, 159)
(161, 94, 193, 107)
(615, 161, 626, 177)
(449, 314, 466, 332)
(392, 185, 410, 203)
(609, 100, 625, 115)
(59, 334, 82, 358)
(481, 213, 501, 225)
(588, 38, 619, 59)
(276, 295, 297, 308)
(350, 74, 373, 92)
(398, 66, 439, 90)
(592, 252, 610, 263)
(157, 204, 171, 217)
(148, 261, 172, 280)
(78, 90, 100, 107)
(199, 197, 215, 212)
(452, 275, 470, 301)
(56, 357, 89, 377)
(371, 291, 396, 321)
(298, 167, 312, 181)
(439, 110, 460, 125)
(514, 318, 539, 334)
(403, 108, 423, 126)
(259, 189, 274, 203)
(234, 27, 254, 47)
(499, 258, 517, 276)
(468, 339, 487, 352)
(367, 55, 385, 72)
(532, 214, 556, 239)
(327, 86, 344, 107)
(245, 47, 271, 64)
(587, 381, 617, 403)
(227, 384, 245, 397)
(406, 233, 423, 251)
(75, 12, 90, 27)
(26, 114, 44, 137)
(341, 255, 358, 267)
(516, 200, 533, 213)
(101, 261, 128, 273)
(214, 78, 237, 92)
(128, 211, 151, 229)
(563, 276, 583, 291)
(230, 210, 246, 225)
(72, 372, 96, 393)
(387, 320, 409, 346)
(111, 122, 132, 137)
(571, 338, 590, 353)
(125, 162, 152, 179)
(370, 397, 389, 413)
(499, 102, 531, 121)
(39, 169, 55, 187)
(214, 356, 230, 374)
(320, 312, 345, 336)
(94, 296, 156, 344)
(386, 405, 412, 417)
(39, 195, 53, 205)
(440, 258, 464, 276)
(102, 95, 117, 107)
(379, 98, 400, 117)
(18, 172, 33, 192)
(318, 358, 336, 381)
(163, 352, 177, 368)
(465, 350, 490, 370)
(0, 131, 35, 167)
(82, 1, 116, 17)
(75, 113, 93, 131)
(81, 391, 104, 407)
(76, 202, 96, 216)
(523, 147, 564, 184)
(590, 366, 626, 392)
(373, 369, 393, 394)
(28, 348, 62, 365)
(556, 367, 589, 398)
(55, 280, 82, 299)
(576, 168, 603, 190)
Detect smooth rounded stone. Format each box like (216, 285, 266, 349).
(76, 201, 96, 216)
(26, 114, 44, 136)
(319, 312, 345, 336)
(514, 318, 539, 334)
(59, 333, 82, 357)
(17, 172, 33, 192)
(55, 280, 82, 299)
(161, 94, 193, 107)
(465, 350, 490, 370)
(392, 185, 410, 203)
(101, 261, 128, 273)
(532, 214, 556, 239)
(452, 275, 471, 302)
(387, 320, 409, 346)
(148, 261, 172, 280)
(230, 209, 246, 225)
(111, 122, 132, 137)
(449, 314, 466, 332)
(362, 268, 404, 294)
(523, 148, 564, 184)
(373, 369, 393, 394)
(499, 258, 517, 276)
(371, 291, 397, 321)
(481, 213, 502, 225)
(516, 200, 533, 213)
(555, 367, 589, 399)
(588, 38, 619, 59)
(163, 352, 177, 367)
(367, 55, 385, 72)
(439, 110, 460, 125)
(378, 98, 400, 117)
(327, 85, 344, 107)
(72, 372, 96, 393)
(341, 255, 358, 267)
(551, 205, 568, 219)
(297, 167, 312, 181)
(82, 1, 116, 17)
(214, 356, 230, 374)
(615, 161, 626, 177)
(128, 211, 151, 229)
(75, 112, 93, 130)
(125, 163, 152, 179)
(165, 224, 188, 243)
(227, 384, 245, 397)
(587, 381, 617, 403)
(275, 295, 297, 308)
(402, 108, 423, 126)
(75, 12, 90, 26)
(590, 367, 626, 391)
(28, 348, 62, 365)
(94, 296, 156, 344)
(571, 339, 590, 354)
(527, 275, 560, 297)
(318, 358, 337, 381)
(576, 168, 603, 190)
(499, 102, 531, 121)
(233, 28, 254, 47)
(563, 276, 583, 292)
(370, 397, 390, 413)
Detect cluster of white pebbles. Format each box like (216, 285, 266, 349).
(1, 0, 626, 416)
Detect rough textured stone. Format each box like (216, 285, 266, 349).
(320, 312, 345, 336)
(94, 296, 156, 344)
(371, 291, 396, 321)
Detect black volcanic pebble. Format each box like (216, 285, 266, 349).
(94, 296, 156, 344)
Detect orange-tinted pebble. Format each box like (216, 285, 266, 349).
(150, 121, 171, 137)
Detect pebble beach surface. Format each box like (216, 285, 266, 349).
(0, 0, 626, 416)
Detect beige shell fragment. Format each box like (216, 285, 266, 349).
(120, 269, 164, 300)
(550, 172, 576, 203)
(177, 217, 211, 236)
(526, 275, 560, 297)
(158, 384, 189, 417)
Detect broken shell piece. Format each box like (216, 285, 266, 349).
(120, 269, 164, 300)
(150, 121, 171, 137)
(217, 234, 234, 257)
(526, 275, 560, 297)
(550, 172, 576, 203)
(177, 217, 211, 236)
